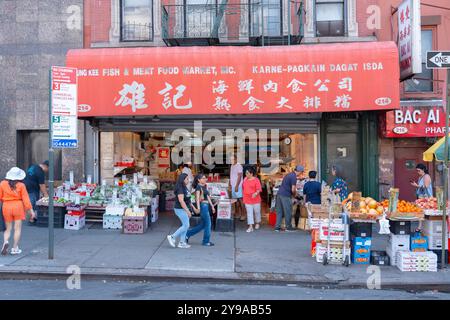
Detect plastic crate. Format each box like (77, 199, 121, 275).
(350, 222, 373, 238)
(36, 205, 66, 228)
(389, 220, 411, 235)
(370, 251, 390, 266)
(123, 215, 148, 234)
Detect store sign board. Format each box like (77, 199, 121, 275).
(51, 66, 78, 148)
(157, 147, 170, 168)
(67, 43, 400, 116)
(398, 0, 422, 80)
(384, 105, 448, 137)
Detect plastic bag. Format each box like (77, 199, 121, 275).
(378, 214, 390, 234)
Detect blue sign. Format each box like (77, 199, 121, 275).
(52, 139, 78, 148)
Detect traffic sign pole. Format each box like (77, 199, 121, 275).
(48, 70, 55, 260)
(443, 69, 449, 269)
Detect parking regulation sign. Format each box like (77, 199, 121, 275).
(51, 66, 78, 148)
(426, 51, 450, 69)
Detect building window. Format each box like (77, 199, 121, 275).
(121, 0, 153, 41)
(315, 0, 345, 37)
(404, 29, 433, 92)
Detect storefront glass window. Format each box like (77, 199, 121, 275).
(404, 30, 433, 92)
(121, 0, 153, 41)
(315, 0, 345, 37)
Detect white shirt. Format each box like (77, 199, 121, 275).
(182, 167, 194, 191)
(230, 164, 243, 189)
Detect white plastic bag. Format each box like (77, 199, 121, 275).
(378, 214, 390, 234)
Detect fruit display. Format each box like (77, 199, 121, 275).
(342, 193, 384, 220)
(380, 199, 424, 219)
(415, 197, 438, 210)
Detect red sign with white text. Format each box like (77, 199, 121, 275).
(67, 42, 400, 117)
(384, 105, 448, 137)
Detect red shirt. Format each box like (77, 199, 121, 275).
(242, 177, 262, 205)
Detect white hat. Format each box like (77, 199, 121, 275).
(5, 167, 26, 181)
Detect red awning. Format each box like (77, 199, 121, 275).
(67, 42, 400, 117)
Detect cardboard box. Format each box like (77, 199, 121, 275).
(319, 220, 345, 242)
(423, 233, 449, 250)
(387, 234, 410, 254)
(410, 234, 428, 252)
(298, 217, 310, 231)
(64, 214, 85, 230)
(103, 214, 123, 230)
(315, 243, 351, 264)
(423, 220, 444, 235)
(217, 201, 232, 220)
(123, 215, 148, 234)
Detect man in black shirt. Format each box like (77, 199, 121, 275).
(23, 161, 49, 223)
(303, 171, 322, 204)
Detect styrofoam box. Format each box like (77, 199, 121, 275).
(386, 247, 408, 266)
(103, 214, 123, 230)
(423, 233, 449, 250)
(319, 220, 345, 242)
(315, 243, 351, 264)
(387, 234, 410, 252)
(396, 251, 438, 272)
(423, 220, 444, 235)
(64, 214, 85, 230)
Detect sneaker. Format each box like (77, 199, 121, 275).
(246, 227, 254, 233)
(255, 224, 260, 230)
(274, 228, 281, 232)
(167, 235, 176, 248)
(177, 242, 191, 249)
(185, 237, 190, 244)
(1, 242, 9, 256)
(285, 227, 297, 232)
(10, 247, 22, 255)
(202, 242, 215, 246)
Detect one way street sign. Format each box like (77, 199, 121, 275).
(427, 51, 450, 69)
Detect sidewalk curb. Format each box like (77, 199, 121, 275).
(1, 268, 450, 291)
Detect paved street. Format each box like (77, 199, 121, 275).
(0, 279, 449, 300)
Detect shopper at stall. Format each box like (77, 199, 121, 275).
(185, 174, 216, 246)
(23, 160, 49, 223)
(230, 155, 245, 221)
(242, 166, 262, 233)
(167, 173, 199, 249)
(181, 162, 194, 192)
(411, 163, 433, 198)
(330, 165, 349, 202)
(275, 165, 304, 232)
(0, 167, 36, 255)
(303, 171, 322, 205)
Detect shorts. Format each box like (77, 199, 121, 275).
(2, 201, 26, 223)
(231, 185, 243, 199)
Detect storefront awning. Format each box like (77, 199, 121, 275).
(67, 42, 400, 117)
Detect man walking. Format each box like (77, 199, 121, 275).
(275, 165, 304, 232)
(23, 160, 49, 223)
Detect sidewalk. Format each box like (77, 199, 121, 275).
(1, 212, 449, 289)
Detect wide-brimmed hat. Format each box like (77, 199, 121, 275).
(5, 167, 26, 181)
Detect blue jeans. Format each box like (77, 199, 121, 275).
(172, 208, 190, 242)
(29, 192, 39, 211)
(186, 203, 211, 244)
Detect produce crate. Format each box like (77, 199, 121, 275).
(423, 220, 445, 235)
(371, 251, 390, 266)
(396, 251, 438, 272)
(386, 234, 410, 265)
(315, 243, 351, 264)
(350, 222, 373, 238)
(410, 233, 428, 252)
(351, 237, 372, 265)
(123, 215, 148, 234)
(424, 233, 449, 250)
(103, 214, 123, 230)
(389, 220, 411, 235)
(64, 214, 86, 230)
(36, 205, 66, 228)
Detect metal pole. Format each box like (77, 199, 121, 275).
(48, 70, 55, 260)
(442, 69, 450, 269)
(287, 0, 291, 45)
(261, 1, 264, 46)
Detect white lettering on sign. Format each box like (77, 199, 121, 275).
(427, 109, 439, 123)
(395, 109, 422, 124)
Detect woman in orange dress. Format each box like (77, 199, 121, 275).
(0, 167, 36, 255)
